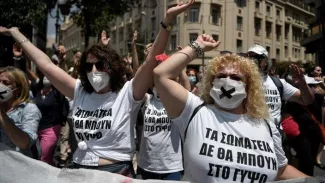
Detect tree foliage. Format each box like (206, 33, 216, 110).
(70, 0, 140, 48)
(0, 0, 48, 28)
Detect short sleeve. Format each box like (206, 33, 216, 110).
(269, 121, 288, 168)
(280, 79, 298, 101)
(74, 79, 83, 101)
(171, 92, 204, 138)
(22, 103, 41, 147)
(128, 79, 146, 106)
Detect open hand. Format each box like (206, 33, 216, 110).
(195, 34, 221, 52)
(166, 0, 195, 19)
(101, 30, 110, 46)
(290, 64, 306, 86)
(13, 43, 23, 57)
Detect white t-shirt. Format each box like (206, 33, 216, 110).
(172, 92, 288, 183)
(263, 76, 297, 126)
(72, 79, 142, 166)
(139, 94, 183, 173)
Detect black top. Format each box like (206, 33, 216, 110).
(285, 93, 324, 135)
(31, 81, 63, 131)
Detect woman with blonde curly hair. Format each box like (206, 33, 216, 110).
(153, 34, 308, 182)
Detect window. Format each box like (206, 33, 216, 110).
(189, 33, 198, 42)
(237, 16, 243, 30)
(151, 17, 156, 31)
(276, 9, 281, 20)
(285, 46, 288, 57)
(255, 1, 260, 12)
(171, 35, 177, 50)
(266, 46, 271, 57)
(285, 24, 289, 40)
(236, 39, 243, 53)
(211, 5, 221, 25)
(212, 34, 219, 41)
(266, 5, 271, 17)
(276, 48, 280, 60)
(189, 7, 199, 23)
(236, 0, 244, 7)
(266, 22, 272, 39)
(276, 25, 281, 41)
(255, 18, 261, 36)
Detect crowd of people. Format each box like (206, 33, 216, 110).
(0, 1, 324, 182)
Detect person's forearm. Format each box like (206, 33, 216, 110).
(145, 16, 173, 63)
(132, 42, 139, 75)
(276, 165, 309, 180)
(0, 113, 30, 150)
(299, 84, 314, 105)
(179, 69, 191, 91)
(26, 68, 39, 82)
(154, 46, 197, 79)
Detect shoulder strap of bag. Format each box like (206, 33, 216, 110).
(264, 119, 273, 138)
(184, 103, 205, 142)
(269, 75, 284, 100)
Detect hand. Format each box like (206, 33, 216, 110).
(177, 45, 183, 50)
(57, 45, 66, 60)
(0, 26, 18, 36)
(290, 64, 306, 86)
(101, 30, 110, 46)
(166, 0, 195, 21)
(132, 30, 138, 43)
(13, 43, 23, 57)
(195, 34, 221, 52)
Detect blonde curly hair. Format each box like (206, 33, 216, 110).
(200, 54, 269, 119)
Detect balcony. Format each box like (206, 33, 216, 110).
(301, 23, 323, 48)
(285, 0, 315, 14)
(254, 11, 263, 18)
(285, 17, 293, 23)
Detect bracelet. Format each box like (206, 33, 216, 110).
(176, 52, 193, 61)
(18, 39, 29, 45)
(188, 41, 203, 57)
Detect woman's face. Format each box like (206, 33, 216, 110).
(214, 64, 246, 84)
(85, 53, 106, 73)
(188, 70, 196, 77)
(313, 66, 322, 77)
(0, 72, 18, 100)
(0, 72, 16, 90)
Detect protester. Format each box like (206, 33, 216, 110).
(0, 66, 41, 158)
(137, 53, 190, 180)
(308, 65, 325, 170)
(0, 0, 194, 177)
(283, 76, 325, 175)
(153, 34, 309, 182)
(246, 44, 313, 135)
(186, 68, 199, 95)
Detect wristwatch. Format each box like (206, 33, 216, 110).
(188, 41, 203, 57)
(160, 21, 173, 31)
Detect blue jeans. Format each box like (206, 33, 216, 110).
(139, 167, 181, 180)
(74, 161, 136, 178)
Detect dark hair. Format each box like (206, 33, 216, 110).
(79, 44, 127, 93)
(186, 68, 199, 85)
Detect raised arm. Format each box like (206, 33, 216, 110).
(131, 30, 140, 75)
(287, 64, 314, 105)
(177, 46, 191, 91)
(0, 27, 76, 99)
(153, 34, 219, 118)
(132, 0, 195, 101)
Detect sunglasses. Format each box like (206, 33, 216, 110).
(220, 50, 249, 58)
(85, 60, 106, 72)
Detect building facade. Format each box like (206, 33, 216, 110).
(59, 17, 97, 62)
(301, 0, 324, 67)
(109, 0, 315, 66)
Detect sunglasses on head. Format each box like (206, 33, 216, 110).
(85, 60, 106, 72)
(220, 50, 249, 58)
